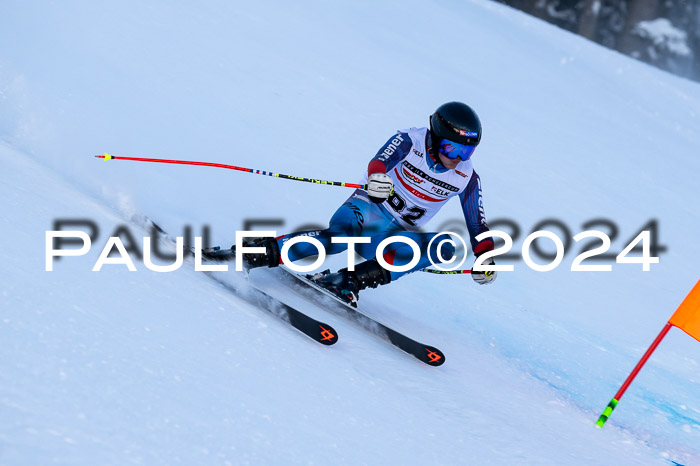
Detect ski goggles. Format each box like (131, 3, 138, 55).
(438, 138, 476, 161)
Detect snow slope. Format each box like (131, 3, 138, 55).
(2, 0, 700, 464)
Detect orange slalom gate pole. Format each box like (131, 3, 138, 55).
(597, 280, 700, 428)
(595, 322, 672, 428)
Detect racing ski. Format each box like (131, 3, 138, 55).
(279, 268, 445, 366)
(139, 217, 338, 346)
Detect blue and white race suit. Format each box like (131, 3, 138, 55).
(277, 127, 492, 280)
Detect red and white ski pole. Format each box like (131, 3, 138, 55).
(97, 153, 480, 275)
(95, 153, 367, 190)
(423, 269, 472, 274)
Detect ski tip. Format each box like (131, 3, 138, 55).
(317, 324, 339, 345)
(423, 346, 445, 366)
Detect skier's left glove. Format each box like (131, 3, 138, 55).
(471, 238, 496, 285)
(366, 173, 394, 203)
(472, 257, 496, 285)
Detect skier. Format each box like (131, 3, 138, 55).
(209, 101, 496, 306)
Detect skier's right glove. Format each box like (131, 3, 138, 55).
(366, 173, 394, 203)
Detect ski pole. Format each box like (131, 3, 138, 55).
(98, 153, 481, 277)
(95, 153, 368, 190)
(423, 269, 472, 274)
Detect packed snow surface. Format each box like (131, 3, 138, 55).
(1, 0, 700, 464)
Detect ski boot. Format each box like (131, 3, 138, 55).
(203, 237, 280, 270)
(308, 259, 391, 307)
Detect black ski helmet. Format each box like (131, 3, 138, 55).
(430, 102, 482, 146)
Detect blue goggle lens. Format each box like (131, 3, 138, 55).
(438, 139, 476, 161)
